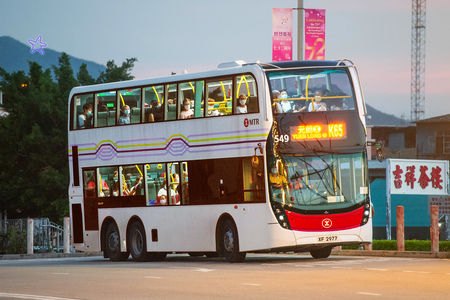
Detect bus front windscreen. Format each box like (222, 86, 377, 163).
(268, 153, 368, 212)
(268, 68, 355, 114)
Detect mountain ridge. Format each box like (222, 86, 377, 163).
(0, 36, 106, 79)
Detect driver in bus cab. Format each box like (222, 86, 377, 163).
(269, 163, 288, 189)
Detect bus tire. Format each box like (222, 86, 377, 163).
(105, 222, 129, 261)
(128, 221, 147, 262)
(221, 219, 246, 263)
(310, 246, 332, 259)
(147, 252, 167, 262)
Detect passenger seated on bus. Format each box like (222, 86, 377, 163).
(207, 98, 219, 117)
(292, 94, 307, 112)
(235, 95, 248, 114)
(86, 173, 109, 197)
(308, 91, 327, 112)
(130, 176, 143, 196)
(159, 194, 167, 205)
(179, 99, 194, 119)
(272, 90, 283, 114)
(158, 179, 168, 197)
(118, 105, 131, 125)
(99, 105, 109, 112)
(78, 103, 93, 129)
(279, 90, 291, 112)
(112, 170, 130, 196)
(150, 100, 163, 121)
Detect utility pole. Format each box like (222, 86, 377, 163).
(297, 0, 304, 60)
(411, 0, 426, 121)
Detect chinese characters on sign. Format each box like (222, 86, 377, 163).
(388, 159, 449, 195)
(305, 9, 326, 60)
(272, 8, 293, 61)
(291, 123, 345, 140)
(428, 196, 450, 216)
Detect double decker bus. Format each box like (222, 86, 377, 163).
(68, 59, 372, 262)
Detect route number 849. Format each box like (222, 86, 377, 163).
(274, 134, 290, 143)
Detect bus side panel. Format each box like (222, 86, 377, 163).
(221, 203, 273, 252)
(168, 206, 214, 251)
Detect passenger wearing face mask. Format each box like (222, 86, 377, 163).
(207, 98, 220, 117)
(235, 94, 248, 114)
(279, 90, 291, 112)
(78, 103, 93, 129)
(179, 99, 194, 119)
(118, 105, 131, 125)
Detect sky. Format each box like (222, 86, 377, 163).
(1, 0, 449, 120)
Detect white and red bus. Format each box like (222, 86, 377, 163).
(68, 59, 372, 262)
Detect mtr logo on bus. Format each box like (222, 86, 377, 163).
(244, 118, 260, 127)
(292, 123, 346, 140)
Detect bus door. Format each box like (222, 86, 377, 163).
(82, 168, 99, 231)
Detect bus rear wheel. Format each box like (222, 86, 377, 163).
(105, 222, 129, 261)
(221, 219, 246, 263)
(310, 246, 332, 259)
(128, 221, 147, 262)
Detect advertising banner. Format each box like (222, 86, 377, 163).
(304, 9, 326, 60)
(272, 8, 293, 61)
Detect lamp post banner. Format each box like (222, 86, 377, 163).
(272, 8, 293, 61)
(387, 158, 449, 195)
(304, 9, 325, 60)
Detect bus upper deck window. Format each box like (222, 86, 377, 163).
(74, 94, 94, 130)
(206, 79, 233, 116)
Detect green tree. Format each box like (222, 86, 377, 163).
(96, 58, 137, 83)
(0, 60, 69, 222)
(0, 55, 138, 223)
(77, 63, 95, 86)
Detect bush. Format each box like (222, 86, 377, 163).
(3, 227, 27, 254)
(343, 240, 450, 252)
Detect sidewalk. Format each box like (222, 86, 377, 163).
(332, 249, 450, 259)
(0, 252, 102, 260)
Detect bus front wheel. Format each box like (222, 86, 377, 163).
(221, 219, 246, 263)
(105, 222, 129, 261)
(310, 246, 332, 259)
(128, 221, 147, 262)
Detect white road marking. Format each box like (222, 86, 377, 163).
(169, 267, 215, 272)
(366, 268, 388, 271)
(294, 264, 313, 267)
(145, 276, 162, 279)
(332, 266, 353, 269)
(0, 292, 80, 300)
(357, 292, 382, 296)
(242, 283, 261, 286)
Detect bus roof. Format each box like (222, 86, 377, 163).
(259, 60, 353, 70)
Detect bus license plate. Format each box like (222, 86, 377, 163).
(317, 235, 340, 243)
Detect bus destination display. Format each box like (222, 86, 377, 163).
(291, 123, 346, 140)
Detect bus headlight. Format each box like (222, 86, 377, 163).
(271, 202, 291, 230)
(361, 202, 371, 226)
